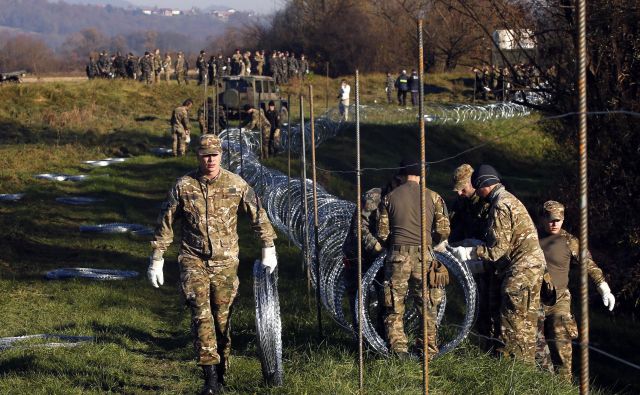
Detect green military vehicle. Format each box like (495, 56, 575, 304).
(216, 75, 288, 119)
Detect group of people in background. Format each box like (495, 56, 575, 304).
(471, 63, 554, 101)
(86, 48, 310, 86)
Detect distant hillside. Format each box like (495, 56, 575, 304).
(0, 0, 247, 48)
(49, 0, 134, 8)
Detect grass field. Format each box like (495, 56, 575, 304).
(0, 76, 636, 394)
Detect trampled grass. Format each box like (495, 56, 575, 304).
(0, 78, 634, 394)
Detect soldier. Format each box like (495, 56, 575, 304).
(126, 53, 138, 80)
(163, 53, 173, 82)
(537, 201, 615, 380)
(288, 52, 298, 80)
(140, 52, 153, 85)
(395, 70, 409, 107)
(299, 54, 309, 79)
(175, 52, 185, 85)
(338, 79, 350, 121)
(269, 53, 279, 83)
(232, 49, 243, 76)
(450, 165, 544, 364)
(378, 157, 450, 358)
(147, 134, 278, 394)
(242, 104, 271, 160)
(385, 72, 394, 104)
(254, 50, 265, 76)
(409, 70, 420, 107)
(198, 97, 227, 136)
(153, 49, 162, 83)
(264, 101, 281, 156)
(113, 52, 127, 79)
(86, 56, 98, 79)
(171, 99, 192, 157)
(449, 164, 493, 349)
(196, 50, 207, 85)
(208, 55, 216, 84)
(281, 52, 289, 83)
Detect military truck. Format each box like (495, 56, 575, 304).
(0, 70, 27, 84)
(216, 75, 288, 119)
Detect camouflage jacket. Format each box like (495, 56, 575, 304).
(163, 56, 172, 71)
(232, 53, 243, 66)
(385, 75, 395, 90)
(342, 188, 384, 261)
(449, 194, 490, 243)
(378, 185, 450, 247)
(153, 55, 162, 71)
(476, 185, 545, 271)
(171, 106, 190, 133)
(140, 56, 153, 72)
(196, 55, 207, 71)
(539, 228, 605, 291)
(175, 57, 184, 72)
(245, 108, 270, 130)
(151, 168, 276, 264)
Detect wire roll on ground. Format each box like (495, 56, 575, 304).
(0, 334, 94, 351)
(357, 250, 475, 356)
(45, 268, 139, 280)
(253, 260, 284, 386)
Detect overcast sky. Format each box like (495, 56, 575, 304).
(126, 0, 284, 13)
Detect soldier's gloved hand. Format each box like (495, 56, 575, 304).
(465, 259, 485, 274)
(374, 242, 383, 253)
(450, 246, 477, 262)
(433, 240, 448, 253)
(597, 282, 615, 311)
(147, 252, 165, 288)
(261, 246, 277, 274)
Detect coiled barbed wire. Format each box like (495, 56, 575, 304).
(45, 268, 139, 280)
(217, 126, 478, 356)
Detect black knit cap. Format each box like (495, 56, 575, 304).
(399, 156, 422, 177)
(471, 164, 501, 188)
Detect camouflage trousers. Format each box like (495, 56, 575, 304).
(536, 289, 577, 380)
(142, 71, 152, 85)
(383, 245, 445, 355)
(172, 130, 187, 156)
(164, 70, 171, 82)
(495, 262, 543, 364)
(175, 70, 185, 85)
(179, 256, 240, 367)
(261, 127, 272, 159)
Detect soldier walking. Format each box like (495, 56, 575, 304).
(385, 72, 394, 104)
(536, 201, 615, 380)
(450, 165, 544, 365)
(242, 104, 271, 160)
(196, 50, 207, 85)
(378, 157, 450, 358)
(153, 49, 162, 83)
(171, 99, 192, 157)
(175, 52, 185, 85)
(163, 53, 173, 82)
(264, 101, 281, 156)
(147, 134, 278, 394)
(140, 52, 153, 85)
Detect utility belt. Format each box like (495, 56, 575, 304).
(388, 244, 449, 287)
(390, 244, 423, 254)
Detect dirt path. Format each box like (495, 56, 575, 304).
(22, 76, 87, 83)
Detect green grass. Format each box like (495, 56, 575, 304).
(0, 78, 634, 394)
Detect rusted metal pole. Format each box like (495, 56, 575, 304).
(577, 0, 590, 393)
(309, 84, 324, 339)
(355, 69, 364, 392)
(287, 93, 292, 247)
(418, 19, 430, 395)
(300, 95, 312, 301)
(325, 62, 329, 112)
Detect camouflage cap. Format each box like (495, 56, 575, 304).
(452, 164, 474, 191)
(543, 200, 565, 221)
(198, 134, 222, 156)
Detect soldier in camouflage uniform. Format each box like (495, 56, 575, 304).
(281, 52, 289, 83)
(171, 99, 192, 157)
(269, 53, 280, 84)
(242, 104, 271, 160)
(299, 54, 309, 79)
(288, 52, 298, 80)
(163, 53, 173, 82)
(175, 52, 186, 85)
(140, 52, 153, 85)
(254, 50, 265, 76)
(153, 49, 162, 83)
(536, 200, 615, 380)
(448, 164, 493, 350)
(378, 158, 450, 358)
(385, 72, 395, 104)
(232, 49, 243, 76)
(148, 134, 278, 394)
(450, 165, 544, 364)
(196, 50, 207, 85)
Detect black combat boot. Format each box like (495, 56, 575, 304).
(200, 365, 222, 395)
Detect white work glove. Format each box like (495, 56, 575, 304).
(433, 240, 448, 253)
(465, 259, 485, 274)
(261, 246, 278, 274)
(597, 282, 615, 311)
(147, 256, 165, 288)
(450, 246, 477, 262)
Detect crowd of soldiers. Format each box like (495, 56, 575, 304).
(86, 48, 311, 86)
(471, 63, 553, 101)
(341, 162, 615, 380)
(193, 49, 310, 85)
